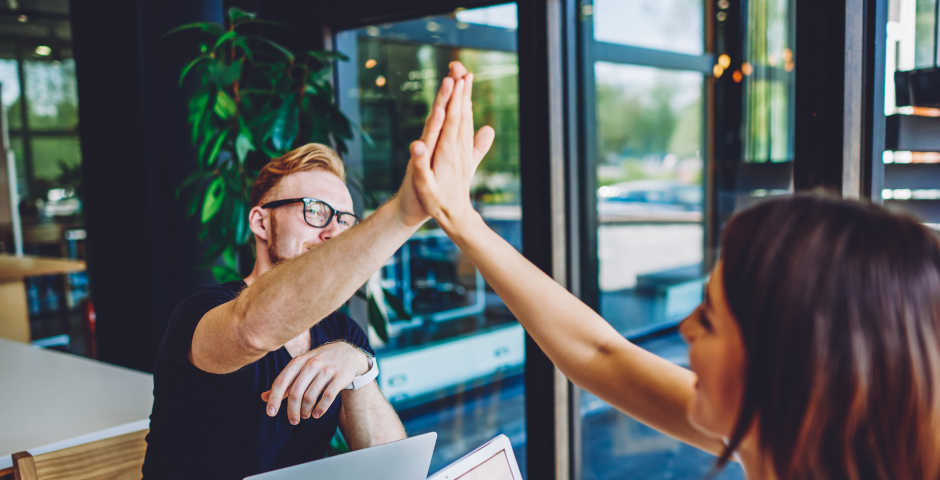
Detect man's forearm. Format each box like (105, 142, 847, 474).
(339, 383, 407, 450)
(236, 196, 421, 352)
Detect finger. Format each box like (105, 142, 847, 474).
(472, 126, 496, 171)
(413, 150, 440, 214)
(460, 73, 475, 149)
(449, 61, 467, 79)
(312, 382, 347, 420)
(286, 362, 325, 424)
(418, 106, 446, 165)
(421, 78, 454, 142)
(261, 390, 271, 402)
(301, 371, 332, 419)
(439, 78, 465, 146)
(266, 360, 304, 416)
(411, 140, 431, 174)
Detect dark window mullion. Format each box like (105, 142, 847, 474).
(16, 44, 33, 190)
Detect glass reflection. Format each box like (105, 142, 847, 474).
(336, 4, 525, 477)
(595, 63, 704, 335)
(24, 59, 78, 130)
(593, 0, 704, 55)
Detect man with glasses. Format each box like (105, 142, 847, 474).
(143, 62, 490, 479)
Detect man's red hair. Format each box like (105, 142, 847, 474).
(250, 143, 347, 207)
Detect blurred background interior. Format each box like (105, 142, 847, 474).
(0, 0, 937, 478)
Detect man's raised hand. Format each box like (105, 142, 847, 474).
(411, 66, 495, 233)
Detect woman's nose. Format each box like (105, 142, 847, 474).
(679, 313, 700, 343)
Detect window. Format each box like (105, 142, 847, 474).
(335, 4, 525, 476)
(0, 44, 80, 206)
(578, 0, 794, 477)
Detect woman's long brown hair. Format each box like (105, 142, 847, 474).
(715, 194, 940, 479)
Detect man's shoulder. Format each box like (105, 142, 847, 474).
(172, 281, 244, 316)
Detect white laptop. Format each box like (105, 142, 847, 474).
(244, 432, 437, 480)
(427, 435, 523, 480)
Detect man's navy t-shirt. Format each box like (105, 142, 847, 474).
(142, 281, 373, 480)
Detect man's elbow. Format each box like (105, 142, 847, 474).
(232, 303, 277, 354)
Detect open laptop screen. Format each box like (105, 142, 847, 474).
(429, 435, 522, 480)
(456, 450, 514, 480)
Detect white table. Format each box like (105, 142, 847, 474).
(0, 338, 153, 471)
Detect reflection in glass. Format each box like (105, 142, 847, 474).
(742, 0, 794, 163)
(24, 59, 78, 130)
(914, 0, 938, 68)
(594, 63, 704, 335)
(593, 0, 704, 55)
(336, 4, 525, 476)
(0, 59, 20, 129)
(31, 136, 81, 181)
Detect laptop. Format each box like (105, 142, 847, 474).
(244, 432, 437, 480)
(427, 435, 523, 480)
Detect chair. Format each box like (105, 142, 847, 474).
(12, 429, 148, 480)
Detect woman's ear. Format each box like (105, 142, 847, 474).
(248, 206, 269, 243)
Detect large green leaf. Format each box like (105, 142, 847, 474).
(257, 38, 295, 62)
(271, 94, 298, 151)
(214, 90, 238, 120)
(179, 54, 210, 87)
(191, 86, 216, 144)
(161, 21, 224, 39)
(222, 246, 238, 269)
(232, 36, 254, 62)
(233, 19, 290, 30)
(235, 121, 255, 165)
(208, 60, 242, 87)
(211, 264, 242, 283)
(228, 7, 256, 25)
(234, 201, 249, 244)
(305, 50, 349, 62)
(201, 177, 225, 223)
(212, 31, 238, 53)
(205, 128, 231, 167)
(187, 91, 210, 141)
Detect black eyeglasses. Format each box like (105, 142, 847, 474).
(261, 198, 360, 230)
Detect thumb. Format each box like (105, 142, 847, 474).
(411, 140, 431, 173)
(472, 126, 495, 171)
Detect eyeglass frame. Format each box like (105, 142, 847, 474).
(260, 197, 361, 229)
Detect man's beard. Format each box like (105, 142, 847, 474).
(267, 214, 288, 265)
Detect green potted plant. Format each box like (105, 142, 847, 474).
(165, 8, 408, 346)
(166, 7, 354, 282)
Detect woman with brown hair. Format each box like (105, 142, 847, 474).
(411, 67, 940, 479)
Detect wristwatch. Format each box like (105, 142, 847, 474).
(345, 347, 379, 390)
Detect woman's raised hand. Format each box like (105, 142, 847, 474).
(411, 62, 495, 234)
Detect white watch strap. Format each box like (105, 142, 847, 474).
(346, 354, 379, 390)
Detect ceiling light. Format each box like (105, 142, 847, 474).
(17, 15, 27, 22)
(375, 75, 386, 87)
(365, 59, 377, 69)
(35, 46, 51, 56)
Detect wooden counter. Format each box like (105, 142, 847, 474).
(0, 254, 86, 343)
